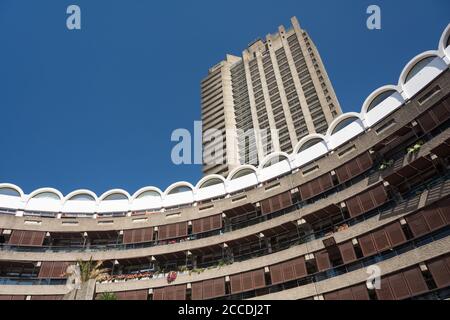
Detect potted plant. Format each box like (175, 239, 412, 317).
(379, 159, 394, 171)
(167, 271, 177, 283)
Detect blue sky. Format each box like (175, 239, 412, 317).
(0, 0, 449, 196)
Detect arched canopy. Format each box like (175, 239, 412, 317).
(404, 56, 436, 83)
(196, 175, 226, 189)
(438, 23, 450, 54)
(399, 51, 440, 86)
(99, 189, 130, 202)
(294, 134, 327, 154)
(0, 184, 24, 198)
(28, 188, 63, 201)
(259, 152, 290, 169)
(228, 165, 257, 181)
(65, 190, 98, 203)
(165, 182, 194, 196)
(132, 187, 163, 201)
(327, 113, 363, 136)
(365, 88, 398, 113)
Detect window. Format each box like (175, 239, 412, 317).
(136, 190, 161, 199)
(0, 188, 20, 197)
(32, 192, 60, 200)
(405, 56, 435, 83)
(69, 194, 95, 201)
(331, 117, 359, 135)
(103, 193, 128, 201)
(367, 90, 397, 112)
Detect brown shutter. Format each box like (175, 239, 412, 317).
(436, 197, 450, 224)
(346, 196, 363, 218)
(0, 295, 26, 300)
(299, 174, 333, 201)
(203, 279, 214, 299)
(372, 229, 391, 252)
(269, 264, 284, 285)
(360, 191, 375, 212)
(123, 227, 153, 244)
(384, 222, 407, 247)
(428, 257, 450, 288)
(324, 291, 339, 300)
(336, 152, 373, 183)
(38, 262, 70, 278)
(315, 250, 331, 272)
(339, 241, 357, 264)
(174, 285, 187, 300)
(422, 206, 446, 232)
(31, 295, 63, 300)
(115, 290, 148, 300)
(371, 185, 388, 206)
(282, 260, 295, 281)
(158, 222, 188, 240)
(338, 287, 354, 300)
(241, 271, 253, 292)
(8, 230, 45, 246)
(388, 273, 411, 300)
(358, 233, 377, 257)
(230, 274, 242, 294)
(406, 213, 431, 238)
(292, 257, 307, 278)
(252, 269, 266, 289)
(152, 288, 164, 300)
(191, 282, 203, 300)
(375, 278, 394, 300)
(351, 284, 370, 300)
(192, 215, 223, 234)
(261, 192, 293, 215)
(403, 267, 428, 296)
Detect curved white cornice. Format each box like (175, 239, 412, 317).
(1, 24, 449, 214)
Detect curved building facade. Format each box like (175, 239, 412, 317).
(0, 25, 450, 301)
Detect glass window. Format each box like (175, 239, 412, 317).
(231, 168, 255, 180)
(33, 192, 60, 200)
(332, 117, 359, 135)
(0, 188, 21, 197)
(103, 193, 128, 201)
(136, 191, 161, 199)
(405, 56, 435, 83)
(298, 138, 323, 153)
(200, 179, 223, 189)
(168, 186, 192, 195)
(367, 90, 396, 112)
(69, 194, 95, 201)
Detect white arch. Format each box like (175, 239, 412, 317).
(28, 188, 63, 202)
(196, 174, 226, 189)
(227, 165, 258, 181)
(164, 181, 195, 197)
(399, 50, 441, 86)
(99, 189, 131, 202)
(0, 183, 24, 198)
(438, 23, 450, 60)
(361, 85, 402, 115)
(259, 152, 290, 170)
(63, 189, 99, 204)
(293, 134, 327, 155)
(326, 112, 364, 137)
(131, 186, 163, 201)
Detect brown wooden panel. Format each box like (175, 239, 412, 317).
(38, 261, 70, 278)
(212, 278, 226, 299)
(407, 213, 431, 238)
(359, 191, 375, 212)
(422, 206, 446, 232)
(372, 229, 391, 253)
(375, 278, 394, 300)
(174, 285, 187, 300)
(292, 257, 307, 278)
(351, 284, 370, 300)
(403, 267, 428, 296)
(31, 295, 63, 300)
(0, 295, 26, 300)
(158, 222, 188, 240)
(315, 250, 331, 272)
(152, 288, 164, 300)
(384, 222, 407, 247)
(323, 291, 339, 300)
(359, 233, 377, 257)
(388, 273, 411, 300)
(8, 230, 45, 246)
(123, 228, 153, 244)
(230, 274, 242, 294)
(339, 241, 357, 264)
(241, 271, 253, 292)
(346, 196, 363, 218)
(436, 197, 450, 224)
(252, 269, 266, 289)
(115, 290, 148, 300)
(192, 215, 222, 234)
(191, 282, 203, 300)
(261, 192, 293, 215)
(269, 264, 284, 285)
(202, 279, 214, 300)
(338, 287, 354, 300)
(428, 258, 450, 288)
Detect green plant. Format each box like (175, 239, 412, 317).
(407, 141, 424, 154)
(76, 257, 110, 283)
(177, 265, 189, 273)
(379, 159, 394, 171)
(99, 292, 117, 300)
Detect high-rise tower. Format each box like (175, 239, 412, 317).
(201, 17, 342, 177)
